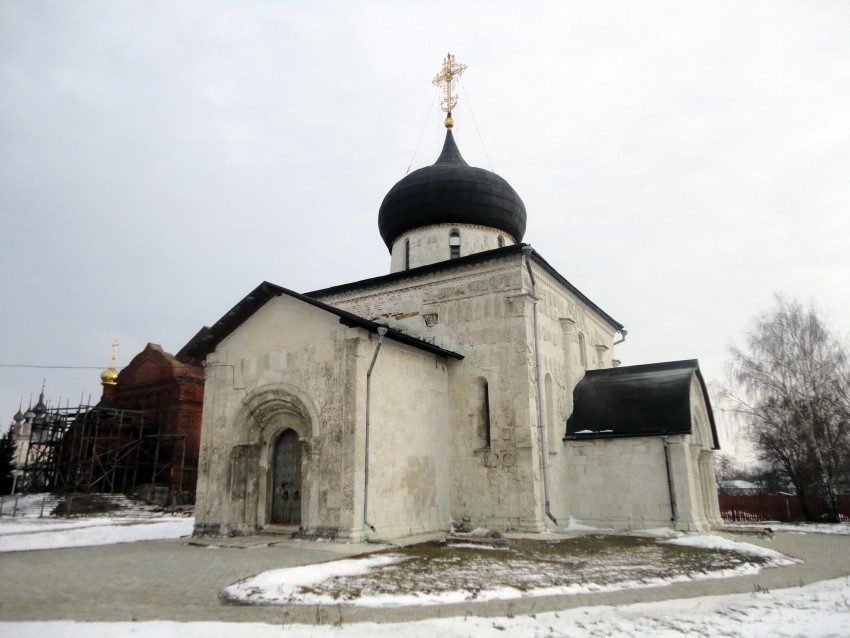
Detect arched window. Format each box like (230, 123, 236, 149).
(449, 229, 461, 259)
(404, 238, 410, 270)
(475, 378, 491, 449)
(497, 235, 505, 248)
(578, 332, 587, 368)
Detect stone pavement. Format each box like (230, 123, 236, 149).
(0, 530, 848, 625)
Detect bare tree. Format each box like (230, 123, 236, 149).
(713, 453, 739, 492)
(723, 297, 850, 522)
(0, 427, 16, 495)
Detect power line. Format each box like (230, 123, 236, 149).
(0, 364, 123, 370)
(459, 79, 494, 172)
(406, 88, 439, 174)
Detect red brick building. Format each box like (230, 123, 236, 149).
(59, 343, 204, 503)
(110, 343, 204, 500)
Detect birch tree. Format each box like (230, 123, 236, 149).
(725, 297, 850, 521)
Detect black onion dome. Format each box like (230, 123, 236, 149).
(378, 130, 527, 250)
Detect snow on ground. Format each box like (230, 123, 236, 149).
(0, 515, 194, 552)
(733, 521, 850, 536)
(0, 493, 167, 518)
(638, 526, 680, 538)
(1, 515, 850, 634)
(660, 534, 800, 563)
(4, 576, 850, 637)
(223, 534, 796, 607)
(225, 554, 409, 604)
(566, 515, 605, 532)
(225, 560, 766, 608)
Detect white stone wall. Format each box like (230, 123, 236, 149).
(363, 341, 451, 539)
(560, 374, 722, 533)
(195, 229, 719, 539)
(316, 250, 625, 532)
(664, 436, 717, 532)
(533, 263, 621, 526)
(445, 293, 543, 532)
(318, 254, 544, 530)
(684, 376, 723, 528)
(194, 296, 364, 538)
(562, 436, 677, 529)
(193, 292, 455, 541)
(389, 223, 516, 273)
(654, 377, 723, 532)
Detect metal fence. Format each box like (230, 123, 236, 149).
(719, 494, 850, 523)
(0, 494, 58, 518)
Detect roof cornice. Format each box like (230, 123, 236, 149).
(181, 281, 463, 362)
(308, 244, 623, 331)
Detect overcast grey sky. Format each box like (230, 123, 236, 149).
(2, 1, 848, 458)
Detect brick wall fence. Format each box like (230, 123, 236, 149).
(720, 494, 850, 523)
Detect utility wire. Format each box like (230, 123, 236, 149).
(406, 88, 439, 174)
(0, 364, 123, 370)
(459, 79, 494, 171)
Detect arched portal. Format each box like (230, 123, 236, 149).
(272, 428, 302, 524)
(232, 383, 319, 533)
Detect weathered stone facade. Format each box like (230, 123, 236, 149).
(190, 246, 721, 539)
(190, 123, 721, 540)
(192, 292, 455, 540)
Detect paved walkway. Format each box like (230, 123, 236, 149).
(0, 530, 848, 624)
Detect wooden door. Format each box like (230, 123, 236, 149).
(271, 429, 302, 524)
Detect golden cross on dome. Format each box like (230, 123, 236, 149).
(432, 53, 467, 121)
(111, 339, 119, 366)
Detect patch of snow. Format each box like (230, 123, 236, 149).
(443, 542, 507, 551)
(660, 534, 798, 563)
(565, 516, 602, 531)
(223, 541, 785, 608)
(637, 527, 680, 538)
(731, 522, 850, 536)
(223, 554, 409, 605)
(0, 517, 194, 553)
(0, 493, 166, 518)
(0, 517, 119, 535)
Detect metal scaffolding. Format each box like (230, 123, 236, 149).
(16, 403, 189, 497)
(14, 405, 74, 493)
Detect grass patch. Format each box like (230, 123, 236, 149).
(296, 535, 768, 602)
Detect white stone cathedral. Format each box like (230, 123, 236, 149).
(189, 57, 722, 540)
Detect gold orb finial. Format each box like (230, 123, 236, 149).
(100, 339, 119, 386)
(444, 115, 455, 129)
(100, 367, 119, 385)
